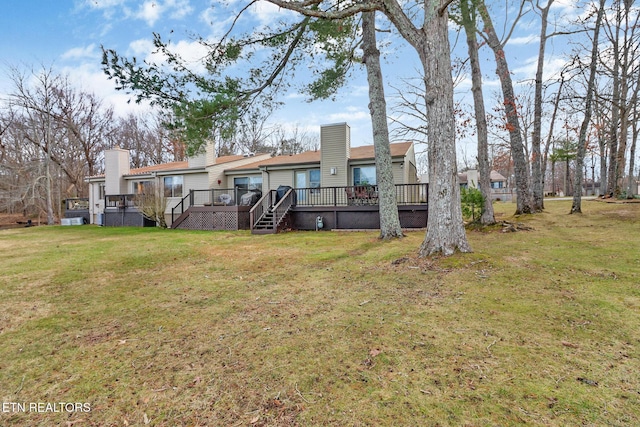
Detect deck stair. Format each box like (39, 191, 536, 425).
(250, 188, 295, 234)
(251, 208, 275, 231)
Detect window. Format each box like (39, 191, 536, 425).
(234, 175, 262, 191)
(132, 181, 152, 194)
(353, 166, 376, 185)
(99, 183, 105, 199)
(491, 181, 504, 189)
(164, 176, 183, 198)
(309, 169, 320, 191)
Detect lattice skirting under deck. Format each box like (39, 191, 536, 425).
(177, 211, 239, 230)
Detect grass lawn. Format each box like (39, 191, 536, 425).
(0, 200, 638, 426)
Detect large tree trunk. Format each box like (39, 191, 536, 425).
(478, 1, 532, 214)
(361, 11, 404, 239)
(417, 5, 471, 256)
(460, 0, 495, 225)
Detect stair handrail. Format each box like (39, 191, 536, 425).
(171, 191, 193, 224)
(250, 190, 276, 229)
(271, 188, 295, 229)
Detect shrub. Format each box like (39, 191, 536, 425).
(460, 187, 485, 222)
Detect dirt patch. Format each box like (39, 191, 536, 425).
(593, 196, 640, 204)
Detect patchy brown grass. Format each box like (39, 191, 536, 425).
(0, 199, 639, 426)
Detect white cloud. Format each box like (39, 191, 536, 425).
(549, 0, 584, 22)
(326, 108, 369, 123)
(199, 8, 238, 39)
(508, 35, 539, 46)
(135, 1, 162, 26)
(165, 0, 193, 20)
(249, 1, 295, 26)
(82, 0, 193, 26)
(80, 0, 128, 20)
(58, 62, 153, 116)
(61, 44, 99, 60)
(126, 37, 209, 74)
(128, 38, 156, 57)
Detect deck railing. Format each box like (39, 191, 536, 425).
(249, 190, 274, 230)
(105, 194, 137, 209)
(171, 187, 254, 223)
(293, 183, 428, 207)
(249, 187, 295, 231)
(272, 188, 295, 228)
(170, 183, 428, 224)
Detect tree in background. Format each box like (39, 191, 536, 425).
(477, 0, 533, 214)
(110, 112, 184, 168)
(361, 11, 403, 239)
(551, 139, 577, 196)
(600, 0, 640, 197)
(453, 0, 495, 226)
(1, 64, 177, 220)
(571, 0, 606, 213)
(7, 66, 63, 224)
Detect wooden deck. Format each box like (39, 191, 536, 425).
(171, 184, 428, 232)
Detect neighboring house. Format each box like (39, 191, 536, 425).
(419, 169, 511, 202)
(458, 169, 512, 201)
(86, 149, 270, 227)
(87, 122, 427, 232)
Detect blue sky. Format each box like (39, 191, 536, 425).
(0, 0, 580, 157)
(0, 0, 383, 145)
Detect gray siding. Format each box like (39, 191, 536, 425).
(265, 170, 293, 190)
(104, 148, 130, 195)
(320, 123, 350, 187)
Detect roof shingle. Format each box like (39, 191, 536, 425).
(229, 142, 413, 171)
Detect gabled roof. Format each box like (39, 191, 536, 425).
(126, 161, 190, 176)
(86, 153, 268, 180)
(212, 154, 264, 165)
(229, 142, 413, 171)
(457, 170, 507, 183)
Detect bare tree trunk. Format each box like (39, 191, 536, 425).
(551, 158, 556, 195)
(478, 0, 532, 214)
(531, 0, 554, 212)
(606, 3, 622, 197)
(418, 4, 471, 256)
(460, 0, 495, 225)
(629, 105, 638, 197)
(597, 92, 608, 195)
(45, 151, 55, 225)
(572, 0, 605, 213)
(362, 11, 403, 239)
(542, 73, 565, 196)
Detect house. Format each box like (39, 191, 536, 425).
(419, 169, 511, 202)
(86, 150, 270, 227)
(457, 169, 512, 201)
(87, 122, 427, 232)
